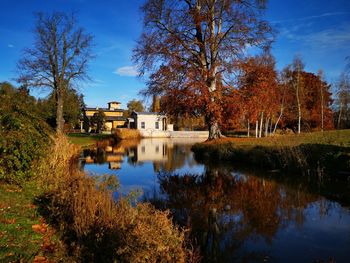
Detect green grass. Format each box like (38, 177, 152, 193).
(0, 182, 44, 262)
(220, 130, 350, 148)
(67, 133, 111, 146)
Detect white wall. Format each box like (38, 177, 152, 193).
(139, 130, 209, 138)
(136, 114, 165, 131)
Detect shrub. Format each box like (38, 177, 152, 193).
(0, 82, 52, 184)
(114, 128, 141, 140)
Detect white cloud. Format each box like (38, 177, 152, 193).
(281, 24, 350, 51)
(85, 78, 106, 88)
(120, 95, 129, 100)
(272, 12, 349, 24)
(301, 28, 350, 49)
(114, 66, 139, 77)
(7, 44, 14, 48)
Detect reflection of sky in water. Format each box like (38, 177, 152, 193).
(86, 159, 159, 196)
(83, 139, 350, 263)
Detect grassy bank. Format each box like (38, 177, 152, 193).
(67, 130, 141, 147)
(192, 130, 350, 175)
(0, 182, 61, 262)
(67, 133, 112, 146)
(1, 135, 197, 262)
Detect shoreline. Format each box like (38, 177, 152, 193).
(191, 130, 350, 176)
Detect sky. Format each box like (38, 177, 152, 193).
(0, 0, 349, 108)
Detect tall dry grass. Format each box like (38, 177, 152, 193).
(114, 128, 141, 140)
(37, 135, 195, 262)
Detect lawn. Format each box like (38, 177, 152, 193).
(0, 182, 57, 262)
(67, 133, 112, 146)
(211, 129, 350, 148)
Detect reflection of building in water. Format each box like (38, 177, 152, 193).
(129, 138, 202, 173)
(85, 156, 94, 164)
(84, 138, 205, 172)
(105, 154, 123, 162)
(136, 139, 168, 162)
(84, 144, 125, 170)
(109, 162, 121, 170)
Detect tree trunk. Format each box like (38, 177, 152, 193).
(269, 119, 273, 136)
(296, 70, 301, 134)
(208, 119, 222, 140)
(265, 116, 270, 137)
(247, 119, 250, 138)
(56, 88, 64, 133)
(273, 84, 286, 134)
(259, 112, 264, 138)
(320, 84, 324, 131)
(273, 111, 282, 134)
(255, 120, 258, 138)
(337, 103, 343, 129)
(206, 61, 223, 140)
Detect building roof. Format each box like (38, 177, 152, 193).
(108, 101, 121, 104)
(84, 107, 124, 112)
(132, 111, 166, 117)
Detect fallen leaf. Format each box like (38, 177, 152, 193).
(33, 255, 47, 262)
(0, 218, 16, 224)
(32, 223, 49, 234)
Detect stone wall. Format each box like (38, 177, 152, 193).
(139, 130, 209, 138)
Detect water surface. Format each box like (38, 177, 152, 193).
(82, 138, 350, 263)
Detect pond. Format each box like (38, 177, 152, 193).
(81, 138, 350, 263)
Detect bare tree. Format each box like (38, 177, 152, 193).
(317, 70, 325, 131)
(336, 73, 350, 129)
(273, 78, 287, 134)
(134, 0, 272, 140)
(17, 12, 93, 133)
(282, 57, 305, 133)
(293, 56, 304, 134)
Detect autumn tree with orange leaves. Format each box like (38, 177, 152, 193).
(229, 52, 280, 137)
(281, 60, 333, 132)
(134, 0, 272, 140)
(223, 54, 333, 135)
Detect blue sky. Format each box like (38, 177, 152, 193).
(0, 0, 349, 108)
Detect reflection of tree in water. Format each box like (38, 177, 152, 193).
(148, 168, 321, 262)
(82, 147, 106, 164)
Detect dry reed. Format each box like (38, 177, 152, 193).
(37, 134, 192, 262)
(114, 128, 141, 140)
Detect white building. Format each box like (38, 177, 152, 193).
(128, 111, 208, 138)
(130, 112, 170, 131)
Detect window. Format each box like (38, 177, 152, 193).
(155, 121, 159, 129)
(141, 122, 145, 129)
